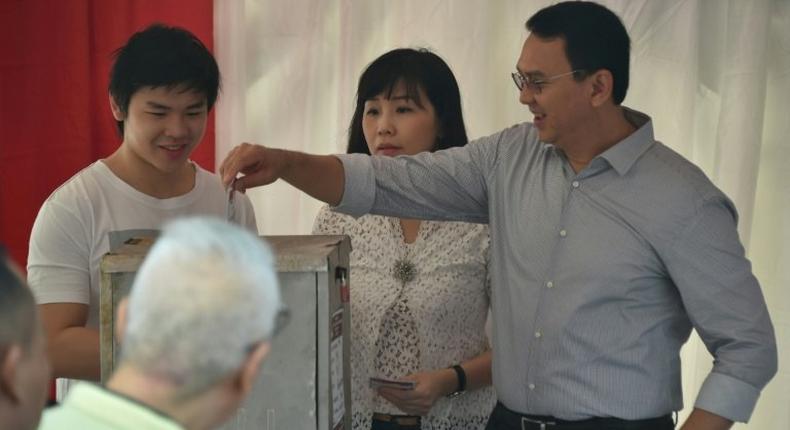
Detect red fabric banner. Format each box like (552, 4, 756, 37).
(0, 0, 216, 268)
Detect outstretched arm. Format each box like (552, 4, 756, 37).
(222, 132, 499, 223)
(219, 143, 345, 206)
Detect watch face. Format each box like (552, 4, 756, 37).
(447, 390, 463, 399)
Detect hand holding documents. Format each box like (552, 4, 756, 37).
(369, 377, 416, 391)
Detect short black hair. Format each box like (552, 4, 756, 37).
(347, 48, 469, 154)
(0, 246, 37, 355)
(108, 23, 221, 135)
(526, 1, 630, 104)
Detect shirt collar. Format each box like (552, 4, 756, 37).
(596, 107, 656, 176)
(63, 383, 184, 430)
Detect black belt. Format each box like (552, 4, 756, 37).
(492, 403, 674, 430)
(372, 412, 421, 427)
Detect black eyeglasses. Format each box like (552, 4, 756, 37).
(270, 306, 290, 339)
(511, 69, 584, 94)
(245, 306, 291, 353)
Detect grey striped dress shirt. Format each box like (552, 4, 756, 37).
(334, 108, 777, 422)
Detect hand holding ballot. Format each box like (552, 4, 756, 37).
(219, 142, 346, 206)
(369, 377, 416, 391)
(219, 143, 286, 192)
(373, 369, 461, 417)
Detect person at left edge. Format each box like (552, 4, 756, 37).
(26, 24, 257, 397)
(0, 246, 51, 430)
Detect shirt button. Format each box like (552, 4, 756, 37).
(559, 229, 567, 237)
(546, 281, 554, 288)
(534, 331, 542, 338)
(572, 181, 580, 188)
(528, 383, 536, 390)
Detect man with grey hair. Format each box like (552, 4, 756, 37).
(38, 217, 283, 430)
(0, 247, 51, 430)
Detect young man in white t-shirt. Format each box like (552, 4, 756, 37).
(27, 24, 257, 394)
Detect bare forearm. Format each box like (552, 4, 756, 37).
(434, 350, 493, 396)
(460, 350, 492, 392)
(380, 350, 494, 415)
(277, 149, 345, 206)
(49, 327, 100, 380)
(680, 408, 733, 430)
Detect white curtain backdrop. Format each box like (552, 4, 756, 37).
(214, 1, 788, 427)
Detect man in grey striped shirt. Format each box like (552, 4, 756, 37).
(220, 2, 777, 429)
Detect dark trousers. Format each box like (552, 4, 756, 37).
(485, 403, 674, 430)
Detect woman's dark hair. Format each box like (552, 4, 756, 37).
(347, 48, 468, 154)
(108, 23, 221, 136)
(526, 1, 630, 104)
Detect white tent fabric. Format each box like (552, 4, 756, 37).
(214, 1, 788, 427)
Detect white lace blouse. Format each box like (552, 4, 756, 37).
(313, 206, 496, 430)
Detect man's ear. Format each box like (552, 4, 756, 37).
(109, 94, 126, 121)
(588, 69, 614, 107)
(0, 345, 23, 403)
(115, 298, 129, 344)
(236, 342, 270, 397)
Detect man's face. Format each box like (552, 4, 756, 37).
(516, 35, 590, 147)
(112, 85, 208, 174)
(14, 326, 51, 430)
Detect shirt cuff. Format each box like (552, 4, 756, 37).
(332, 153, 375, 217)
(31, 290, 90, 305)
(694, 371, 761, 423)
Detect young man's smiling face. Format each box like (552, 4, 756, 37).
(111, 85, 208, 174)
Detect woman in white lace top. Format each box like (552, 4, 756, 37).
(313, 48, 495, 430)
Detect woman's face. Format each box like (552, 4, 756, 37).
(362, 81, 440, 156)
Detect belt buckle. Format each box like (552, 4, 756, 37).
(521, 416, 556, 430)
(394, 416, 420, 426)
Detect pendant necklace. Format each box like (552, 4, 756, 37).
(393, 250, 417, 284)
(392, 220, 418, 284)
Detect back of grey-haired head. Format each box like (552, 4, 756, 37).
(120, 217, 281, 398)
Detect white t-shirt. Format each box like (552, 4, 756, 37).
(28, 160, 257, 328)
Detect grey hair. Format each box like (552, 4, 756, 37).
(119, 217, 281, 399)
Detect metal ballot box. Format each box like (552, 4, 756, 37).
(100, 235, 352, 430)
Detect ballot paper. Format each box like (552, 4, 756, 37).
(369, 377, 416, 391)
(225, 179, 236, 222)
